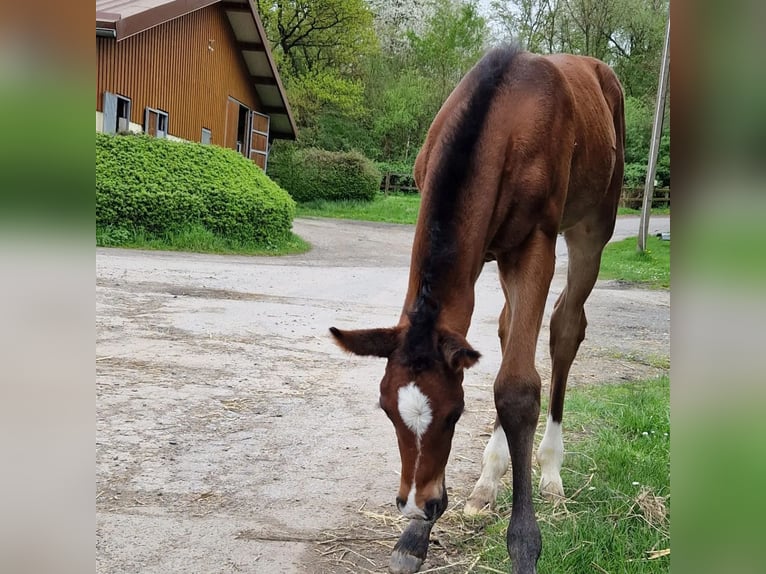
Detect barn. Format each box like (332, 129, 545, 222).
(95, 0, 296, 169)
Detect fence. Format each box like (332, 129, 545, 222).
(380, 172, 670, 209)
(620, 187, 670, 210)
(380, 172, 417, 195)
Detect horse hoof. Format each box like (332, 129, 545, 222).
(539, 475, 565, 499)
(464, 484, 495, 515)
(389, 550, 424, 574)
(464, 497, 491, 516)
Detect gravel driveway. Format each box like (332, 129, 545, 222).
(96, 215, 669, 573)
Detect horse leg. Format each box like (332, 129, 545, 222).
(537, 211, 617, 498)
(465, 303, 511, 515)
(389, 519, 434, 574)
(389, 478, 447, 573)
(496, 230, 555, 574)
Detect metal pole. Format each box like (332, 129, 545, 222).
(638, 14, 670, 252)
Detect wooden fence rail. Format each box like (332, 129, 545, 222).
(620, 187, 670, 210)
(380, 172, 670, 209)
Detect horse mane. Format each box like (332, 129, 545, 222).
(403, 44, 523, 372)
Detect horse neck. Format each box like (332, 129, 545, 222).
(400, 223, 484, 336)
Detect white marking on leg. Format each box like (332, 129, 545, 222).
(397, 382, 433, 439)
(480, 425, 511, 483)
(536, 415, 564, 497)
(465, 425, 510, 514)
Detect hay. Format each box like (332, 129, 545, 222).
(635, 487, 667, 526)
(313, 494, 499, 572)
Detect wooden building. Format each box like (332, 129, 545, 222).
(95, 0, 296, 169)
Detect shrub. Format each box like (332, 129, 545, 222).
(96, 133, 295, 245)
(270, 147, 381, 203)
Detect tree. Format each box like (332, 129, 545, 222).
(256, 0, 378, 127)
(489, 0, 670, 188)
(491, 0, 561, 53)
(256, 0, 376, 76)
(408, 0, 490, 105)
(367, 0, 433, 53)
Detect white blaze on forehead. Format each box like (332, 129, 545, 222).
(397, 382, 433, 439)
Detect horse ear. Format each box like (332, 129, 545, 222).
(329, 326, 401, 358)
(439, 330, 481, 372)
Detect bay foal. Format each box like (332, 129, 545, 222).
(331, 45, 625, 574)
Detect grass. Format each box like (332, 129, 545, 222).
(618, 206, 671, 216)
(96, 224, 311, 256)
(470, 376, 670, 573)
(599, 235, 670, 288)
(296, 193, 420, 224)
(608, 350, 671, 370)
(295, 194, 669, 224)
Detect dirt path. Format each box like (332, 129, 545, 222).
(96, 216, 669, 573)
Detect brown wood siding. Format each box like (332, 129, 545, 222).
(96, 4, 262, 146)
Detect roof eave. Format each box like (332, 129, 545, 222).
(243, 0, 297, 140)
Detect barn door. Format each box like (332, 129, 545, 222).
(249, 111, 270, 170)
(224, 98, 240, 151)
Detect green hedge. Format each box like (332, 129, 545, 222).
(96, 133, 295, 244)
(269, 146, 381, 203)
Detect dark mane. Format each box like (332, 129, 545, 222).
(403, 44, 523, 371)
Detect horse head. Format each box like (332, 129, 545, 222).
(329, 321, 480, 523)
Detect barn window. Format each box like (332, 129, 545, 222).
(201, 128, 212, 145)
(102, 92, 132, 134)
(144, 108, 169, 139)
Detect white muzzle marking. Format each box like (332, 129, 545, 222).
(400, 483, 426, 519)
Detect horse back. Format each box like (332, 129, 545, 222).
(542, 54, 625, 230)
(411, 48, 625, 271)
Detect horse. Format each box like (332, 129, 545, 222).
(330, 44, 625, 574)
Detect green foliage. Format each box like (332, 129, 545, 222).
(255, 0, 669, 192)
(96, 133, 296, 247)
(299, 112, 380, 158)
(408, 0, 489, 102)
(491, 0, 669, 101)
(272, 147, 382, 203)
(255, 0, 376, 76)
(371, 68, 433, 163)
(255, 0, 376, 128)
(285, 69, 367, 126)
(656, 129, 670, 186)
(624, 96, 652, 166)
(623, 96, 670, 187)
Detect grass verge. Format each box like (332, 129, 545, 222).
(296, 193, 420, 224)
(618, 207, 671, 216)
(96, 224, 310, 256)
(599, 235, 670, 288)
(470, 376, 670, 573)
(296, 194, 668, 224)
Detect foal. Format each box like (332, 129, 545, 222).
(331, 44, 625, 574)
